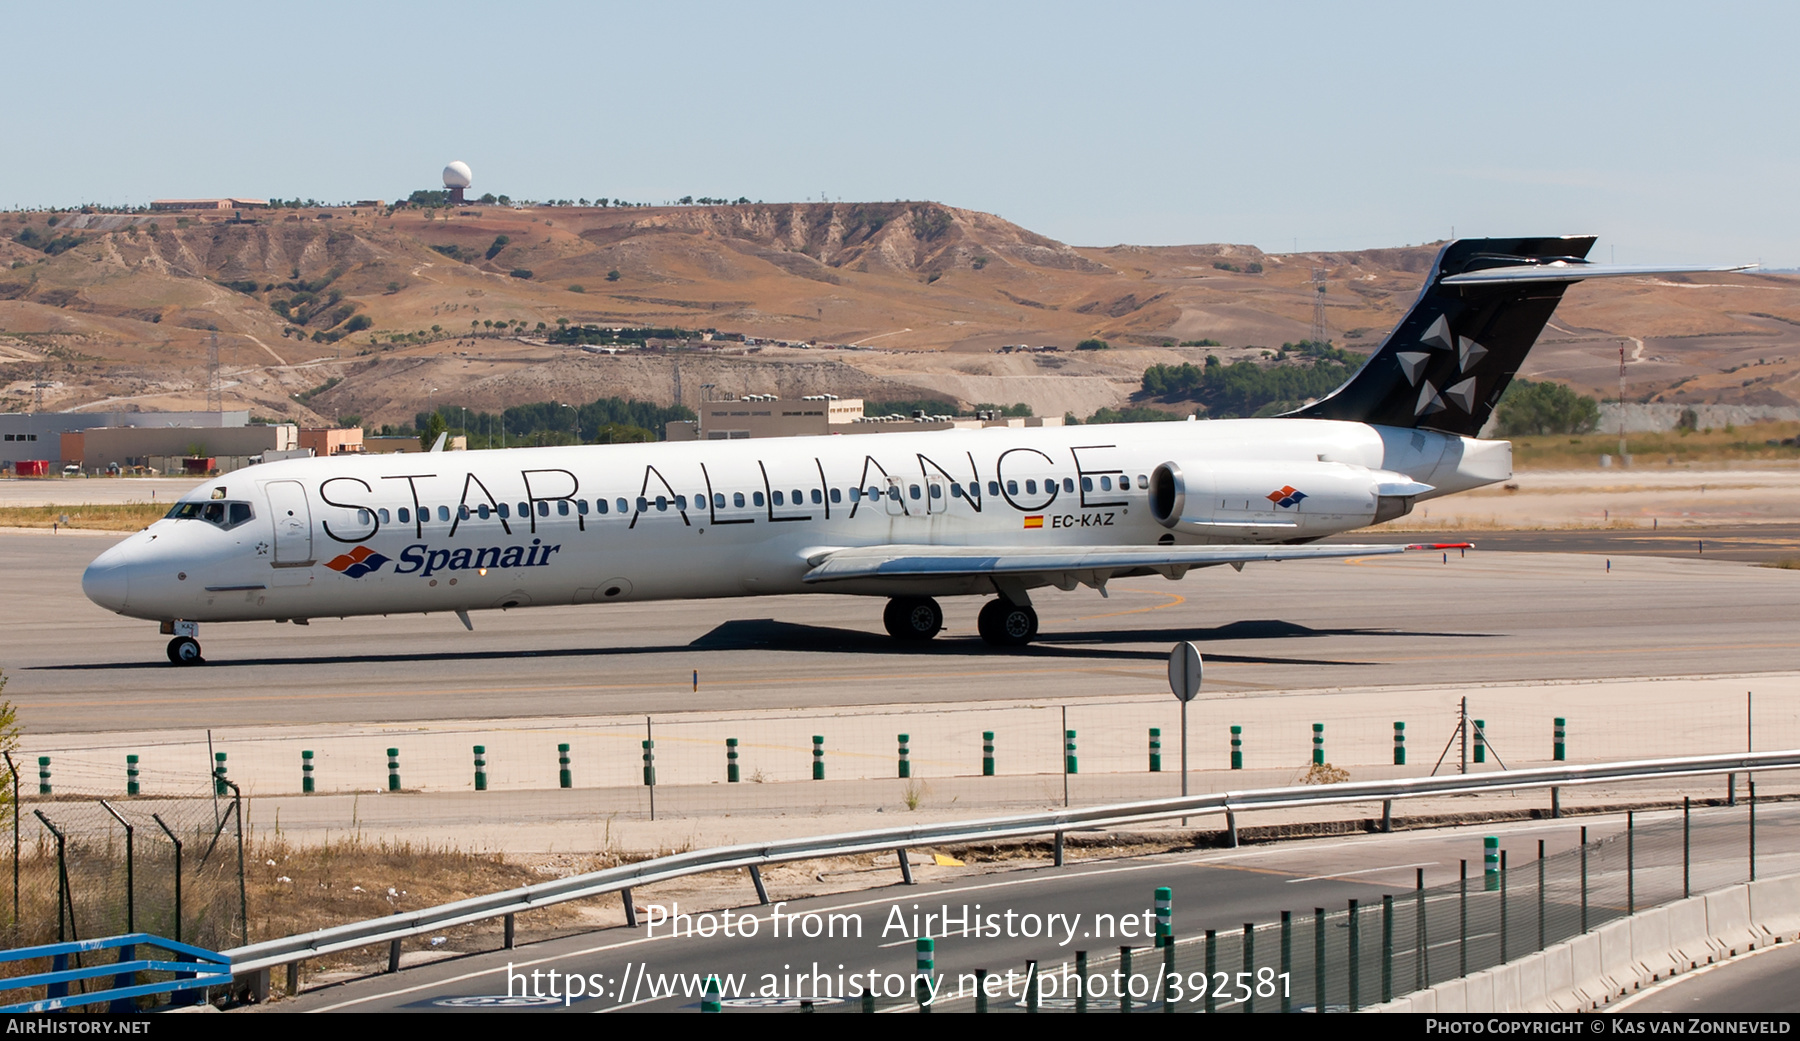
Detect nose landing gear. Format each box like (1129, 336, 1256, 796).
(162, 620, 204, 665)
(166, 636, 203, 665)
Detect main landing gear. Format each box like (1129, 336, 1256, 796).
(880, 596, 1041, 647)
(163, 620, 203, 665)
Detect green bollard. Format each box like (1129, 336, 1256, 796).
(126, 754, 140, 797)
(1484, 835, 1500, 891)
(642, 740, 655, 786)
(727, 738, 739, 783)
(37, 756, 49, 796)
(558, 743, 572, 789)
(812, 735, 824, 781)
(982, 731, 995, 776)
(916, 936, 934, 1012)
(1393, 721, 1406, 766)
(473, 746, 486, 791)
(1231, 724, 1243, 770)
(1554, 717, 1566, 761)
(701, 974, 721, 1013)
(1154, 886, 1172, 947)
(302, 750, 315, 794)
(898, 734, 910, 779)
(1312, 723, 1324, 765)
(213, 751, 228, 795)
(1065, 730, 1078, 775)
(1148, 728, 1161, 773)
(386, 748, 400, 791)
(1474, 720, 1487, 764)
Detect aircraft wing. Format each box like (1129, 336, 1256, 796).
(801, 541, 1469, 584)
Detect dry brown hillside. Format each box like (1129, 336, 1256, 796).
(1, 202, 1794, 427)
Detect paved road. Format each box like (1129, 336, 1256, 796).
(8, 533, 1800, 733)
(275, 804, 1794, 1013)
(1618, 940, 1800, 1014)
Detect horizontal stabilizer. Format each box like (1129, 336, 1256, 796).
(803, 541, 1466, 584)
(1440, 263, 1754, 286)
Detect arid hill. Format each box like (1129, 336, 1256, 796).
(1, 202, 1794, 427)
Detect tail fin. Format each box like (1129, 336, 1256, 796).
(1286, 236, 1598, 435)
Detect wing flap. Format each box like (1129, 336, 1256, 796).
(801, 542, 1450, 583)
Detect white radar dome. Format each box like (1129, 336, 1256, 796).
(442, 161, 473, 189)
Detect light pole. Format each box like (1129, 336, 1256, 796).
(559, 402, 581, 444)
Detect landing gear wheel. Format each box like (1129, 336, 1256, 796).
(166, 636, 203, 665)
(977, 599, 1039, 647)
(883, 596, 943, 641)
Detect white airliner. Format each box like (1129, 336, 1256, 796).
(82, 237, 1746, 663)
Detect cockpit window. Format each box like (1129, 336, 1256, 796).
(165, 500, 255, 531)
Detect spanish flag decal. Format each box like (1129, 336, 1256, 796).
(1023, 515, 1044, 529)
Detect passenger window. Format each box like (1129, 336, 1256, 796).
(439, 506, 451, 522)
(753, 492, 765, 507)
(866, 486, 881, 500)
(733, 492, 746, 508)
(772, 491, 784, 506)
(1101, 476, 1113, 491)
(398, 507, 411, 523)
(810, 488, 822, 505)
(655, 496, 668, 512)
(849, 487, 862, 502)
(791, 489, 803, 504)
(616, 498, 629, 514)
(1081, 477, 1093, 492)
(829, 488, 841, 504)
(988, 481, 1000, 496)
(357, 509, 371, 525)
(1026, 479, 1037, 494)
(951, 483, 963, 498)
(713, 493, 726, 509)
(909, 484, 921, 500)
(636, 497, 649, 512)
(675, 495, 687, 510)
(595, 499, 608, 515)
(1064, 478, 1075, 493)
(457, 505, 469, 520)
(518, 502, 529, 517)
(379, 508, 391, 523)
(557, 501, 570, 516)
(478, 504, 492, 519)
(1006, 480, 1018, 495)
(576, 500, 588, 516)
(497, 503, 511, 519)
(1137, 474, 1149, 489)
(537, 501, 550, 517)
(930, 483, 942, 499)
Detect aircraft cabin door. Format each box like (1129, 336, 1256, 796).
(884, 475, 910, 517)
(265, 480, 314, 566)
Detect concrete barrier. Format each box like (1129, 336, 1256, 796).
(1709, 886, 1760, 953)
(1629, 905, 1676, 979)
(1749, 877, 1800, 937)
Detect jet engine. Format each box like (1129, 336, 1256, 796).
(1149, 459, 1432, 539)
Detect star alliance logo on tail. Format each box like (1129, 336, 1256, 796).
(1266, 486, 1307, 509)
(324, 545, 390, 578)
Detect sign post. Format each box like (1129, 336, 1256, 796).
(1167, 642, 1203, 819)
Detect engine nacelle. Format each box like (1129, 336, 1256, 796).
(1149, 459, 1431, 539)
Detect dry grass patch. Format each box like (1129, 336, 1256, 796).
(0, 503, 165, 531)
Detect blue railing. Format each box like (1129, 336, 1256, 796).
(0, 933, 232, 1013)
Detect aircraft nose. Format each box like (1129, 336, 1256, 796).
(82, 548, 133, 613)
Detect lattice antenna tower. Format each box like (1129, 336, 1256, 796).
(1309, 268, 1329, 346)
(207, 332, 223, 412)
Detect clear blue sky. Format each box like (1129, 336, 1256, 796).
(8, 1, 1795, 266)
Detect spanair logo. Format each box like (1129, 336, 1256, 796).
(324, 545, 390, 578)
(1266, 486, 1307, 509)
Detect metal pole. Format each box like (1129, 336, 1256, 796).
(646, 716, 656, 821)
(226, 780, 247, 946)
(1683, 797, 1691, 898)
(1120, 946, 1132, 1015)
(1500, 848, 1509, 963)
(1459, 860, 1468, 977)
(1280, 910, 1292, 1014)
(1075, 951, 1087, 1014)
(1243, 922, 1255, 1014)
(35, 812, 67, 942)
(1580, 826, 1589, 933)
(1381, 895, 1393, 1004)
(1750, 776, 1757, 882)
(1628, 811, 1636, 914)
(1314, 907, 1326, 1014)
(1204, 929, 1216, 1013)
(1460, 696, 1468, 775)
(1347, 899, 1360, 1012)
(1537, 839, 1546, 953)
(153, 814, 182, 943)
(99, 800, 134, 933)
(1416, 868, 1428, 989)
(3, 752, 17, 929)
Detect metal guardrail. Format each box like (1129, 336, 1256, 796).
(0, 933, 231, 1013)
(223, 748, 1800, 978)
